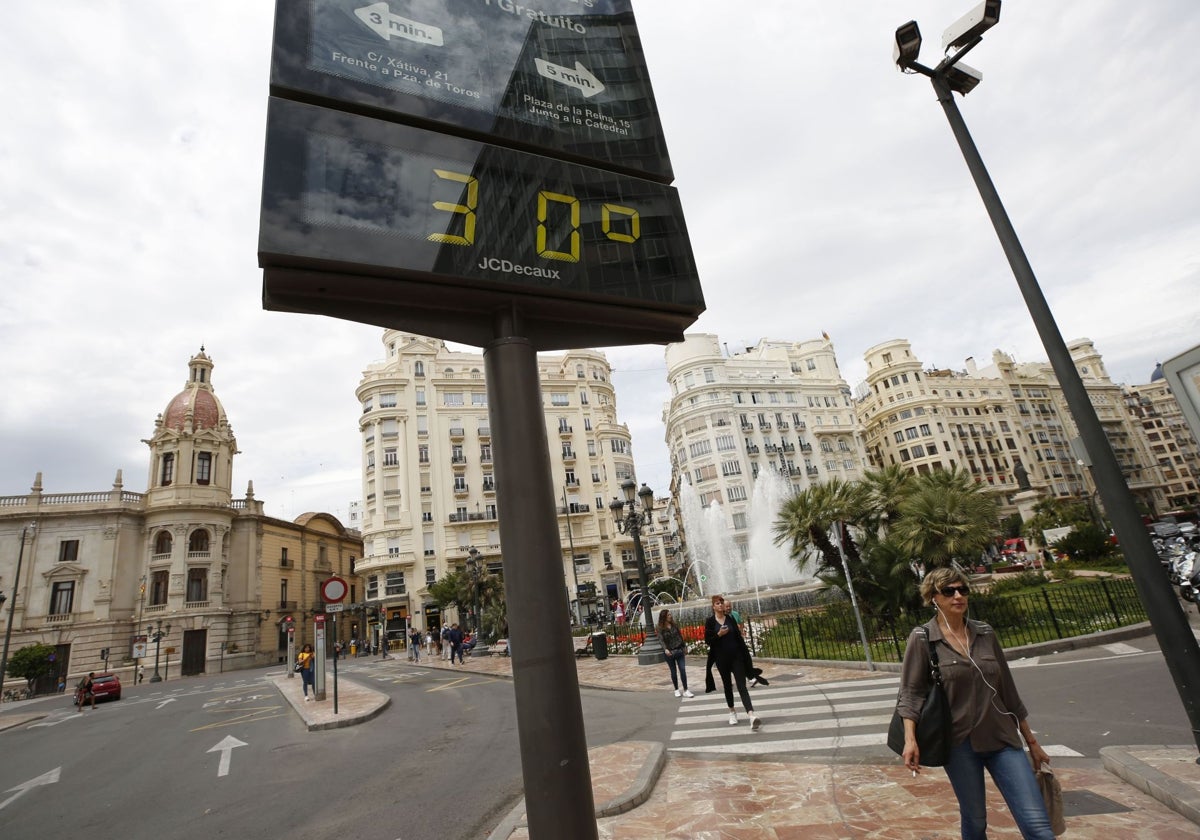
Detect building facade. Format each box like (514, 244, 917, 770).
(857, 338, 1166, 516)
(354, 331, 655, 639)
(0, 350, 361, 689)
(1124, 367, 1200, 511)
(662, 333, 870, 571)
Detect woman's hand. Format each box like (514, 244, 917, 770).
(1029, 741, 1051, 771)
(902, 739, 921, 775)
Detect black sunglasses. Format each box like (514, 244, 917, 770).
(938, 585, 970, 597)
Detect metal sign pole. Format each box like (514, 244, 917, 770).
(485, 314, 598, 840)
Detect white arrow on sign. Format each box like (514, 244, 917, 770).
(534, 58, 605, 98)
(0, 767, 60, 812)
(207, 735, 248, 778)
(355, 2, 444, 46)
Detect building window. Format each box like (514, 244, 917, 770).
(58, 540, 80, 563)
(186, 569, 208, 602)
(444, 392, 464, 406)
(379, 392, 397, 408)
(161, 452, 175, 486)
(426, 568, 437, 585)
(414, 361, 424, 377)
(154, 531, 172, 555)
(150, 570, 169, 606)
(386, 571, 406, 595)
(50, 581, 75, 615)
(366, 575, 379, 599)
(196, 452, 212, 485)
(551, 392, 570, 406)
(188, 530, 210, 553)
(384, 447, 399, 466)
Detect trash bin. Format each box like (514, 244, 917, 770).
(591, 630, 608, 661)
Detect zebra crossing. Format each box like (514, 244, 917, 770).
(667, 675, 1081, 758)
(668, 675, 900, 757)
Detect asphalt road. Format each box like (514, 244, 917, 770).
(0, 662, 674, 840)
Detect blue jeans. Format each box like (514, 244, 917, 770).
(665, 649, 688, 690)
(943, 740, 1054, 839)
(300, 668, 314, 696)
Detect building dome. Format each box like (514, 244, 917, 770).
(159, 348, 227, 432)
(1150, 362, 1165, 383)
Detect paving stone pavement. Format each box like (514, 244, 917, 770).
(393, 641, 1200, 839)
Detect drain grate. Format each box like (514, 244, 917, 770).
(1061, 789, 1133, 817)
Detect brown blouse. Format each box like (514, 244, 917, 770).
(897, 618, 1028, 752)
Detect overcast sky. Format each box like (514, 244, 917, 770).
(2, 1, 1198, 523)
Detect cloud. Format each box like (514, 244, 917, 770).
(1, 1, 1198, 516)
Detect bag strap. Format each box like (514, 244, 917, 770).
(918, 626, 945, 688)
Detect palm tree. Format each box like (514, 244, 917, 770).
(773, 478, 867, 576)
(859, 464, 915, 538)
(890, 468, 998, 567)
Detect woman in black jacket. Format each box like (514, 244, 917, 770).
(703, 595, 760, 730)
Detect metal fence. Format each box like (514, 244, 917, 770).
(593, 577, 1150, 664)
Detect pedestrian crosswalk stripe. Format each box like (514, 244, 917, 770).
(671, 732, 887, 754)
(679, 685, 899, 713)
(672, 714, 893, 741)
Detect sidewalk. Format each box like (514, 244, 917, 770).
(421, 649, 1200, 839)
(273, 634, 1200, 837)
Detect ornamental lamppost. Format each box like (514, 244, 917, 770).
(0, 523, 36, 702)
(147, 620, 171, 683)
(894, 0, 1200, 754)
(609, 479, 664, 666)
(465, 547, 483, 636)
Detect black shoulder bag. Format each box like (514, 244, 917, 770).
(887, 625, 952, 767)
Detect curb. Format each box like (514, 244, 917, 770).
(1101, 746, 1200, 828)
(269, 674, 390, 731)
(485, 741, 666, 840)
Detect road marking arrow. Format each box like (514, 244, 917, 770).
(156, 698, 176, 709)
(0, 767, 60, 811)
(355, 2, 444, 46)
(207, 735, 248, 777)
(534, 58, 605, 98)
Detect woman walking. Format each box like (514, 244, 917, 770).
(898, 566, 1054, 839)
(704, 595, 759, 730)
(657, 609, 694, 698)
(296, 643, 315, 701)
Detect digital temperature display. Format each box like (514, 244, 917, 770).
(259, 97, 703, 348)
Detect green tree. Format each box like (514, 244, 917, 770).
(1022, 497, 1091, 544)
(773, 477, 867, 576)
(859, 464, 914, 539)
(6, 643, 56, 691)
(889, 468, 998, 568)
(1052, 523, 1119, 565)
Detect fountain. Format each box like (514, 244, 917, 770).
(678, 468, 815, 602)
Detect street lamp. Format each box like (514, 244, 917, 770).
(147, 620, 171, 683)
(609, 479, 665, 666)
(894, 0, 1200, 755)
(466, 547, 482, 636)
(0, 523, 36, 702)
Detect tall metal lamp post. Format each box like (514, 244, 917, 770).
(466, 547, 482, 636)
(0, 523, 36, 702)
(894, 0, 1200, 754)
(147, 620, 171, 683)
(609, 479, 665, 666)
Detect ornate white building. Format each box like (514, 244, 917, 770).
(354, 331, 655, 639)
(662, 333, 870, 568)
(856, 338, 1166, 516)
(0, 350, 361, 690)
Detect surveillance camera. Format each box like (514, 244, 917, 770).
(942, 0, 1001, 53)
(943, 61, 983, 95)
(893, 20, 923, 69)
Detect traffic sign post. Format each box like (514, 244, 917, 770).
(313, 614, 326, 701)
(284, 615, 296, 678)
